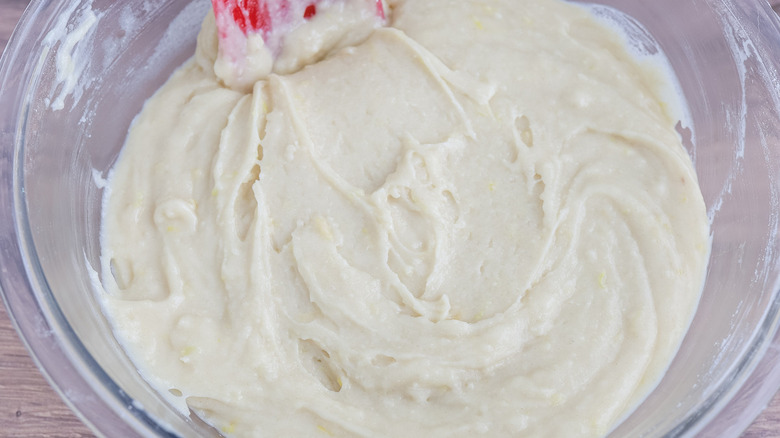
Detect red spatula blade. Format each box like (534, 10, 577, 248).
(213, 0, 385, 38)
(211, 0, 387, 90)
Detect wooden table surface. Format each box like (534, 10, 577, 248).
(0, 0, 98, 419)
(2, 0, 780, 436)
(0, 0, 96, 418)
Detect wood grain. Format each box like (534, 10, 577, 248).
(0, 0, 779, 436)
(0, 0, 27, 51)
(1, 3, 96, 436)
(0, 304, 93, 437)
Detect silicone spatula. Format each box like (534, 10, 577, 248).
(210, 0, 386, 90)
(212, 0, 386, 56)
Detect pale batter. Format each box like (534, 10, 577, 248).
(100, 0, 711, 436)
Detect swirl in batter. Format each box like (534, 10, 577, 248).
(100, 0, 710, 436)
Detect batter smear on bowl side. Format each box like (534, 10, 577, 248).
(100, 0, 710, 436)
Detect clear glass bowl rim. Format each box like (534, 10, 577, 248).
(1, 0, 780, 437)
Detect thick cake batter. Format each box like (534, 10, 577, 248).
(100, 0, 710, 436)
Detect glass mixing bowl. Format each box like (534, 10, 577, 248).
(1, 0, 780, 436)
